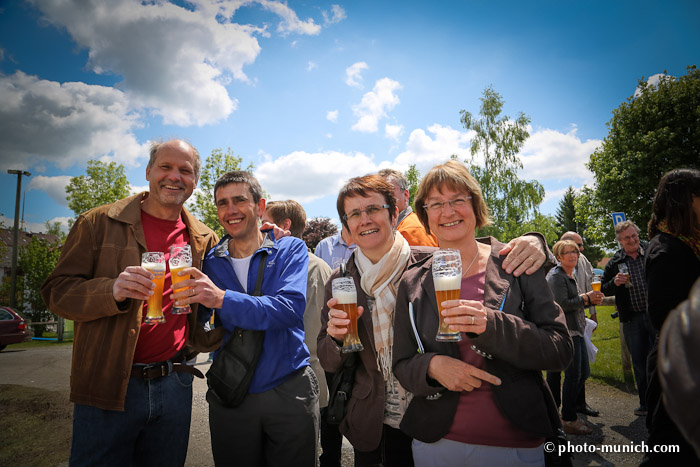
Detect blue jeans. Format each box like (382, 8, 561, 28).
(622, 312, 654, 408)
(70, 369, 194, 467)
(561, 336, 590, 421)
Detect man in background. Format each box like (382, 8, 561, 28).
(379, 168, 437, 247)
(315, 225, 356, 270)
(602, 220, 653, 416)
(262, 200, 339, 467)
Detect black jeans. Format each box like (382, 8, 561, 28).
(353, 424, 413, 467)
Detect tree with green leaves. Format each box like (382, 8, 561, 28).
(303, 217, 338, 252)
(555, 187, 578, 236)
(65, 160, 131, 219)
(460, 86, 545, 240)
(586, 65, 700, 247)
(405, 164, 421, 209)
(189, 147, 255, 238)
(18, 236, 62, 336)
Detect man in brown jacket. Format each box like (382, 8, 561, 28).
(41, 139, 219, 467)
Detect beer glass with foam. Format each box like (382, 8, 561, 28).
(618, 263, 631, 288)
(332, 277, 364, 353)
(142, 252, 166, 324)
(169, 244, 192, 315)
(433, 249, 462, 342)
(592, 274, 602, 292)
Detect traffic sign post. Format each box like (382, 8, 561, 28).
(612, 212, 626, 227)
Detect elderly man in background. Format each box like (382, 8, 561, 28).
(315, 225, 356, 270)
(602, 220, 653, 416)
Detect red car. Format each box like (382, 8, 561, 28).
(0, 306, 31, 351)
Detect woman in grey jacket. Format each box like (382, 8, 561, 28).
(547, 240, 603, 436)
(392, 160, 573, 467)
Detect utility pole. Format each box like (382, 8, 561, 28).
(8, 170, 31, 309)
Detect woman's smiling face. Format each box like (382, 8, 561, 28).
(344, 191, 397, 263)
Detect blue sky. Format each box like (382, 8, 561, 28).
(1, 0, 698, 233)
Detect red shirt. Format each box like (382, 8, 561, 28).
(444, 271, 544, 448)
(132, 211, 190, 364)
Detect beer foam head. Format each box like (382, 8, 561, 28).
(334, 290, 357, 304)
(434, 275, 461, 291)
(142, 261, 166, 272)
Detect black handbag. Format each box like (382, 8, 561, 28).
(326, 262, 360, 425)
(206, 252, 267, 408)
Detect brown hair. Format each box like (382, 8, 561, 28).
(214, 171, 264, 203)
(336, 175, 397, 230)
(148, 139, 201, 181)
(614, 220, 640, 240)
(552, 239, 580, 260)
(265, 200, 307, 238)
(414, 160, 490, 235)
(648, 168, 700, 239)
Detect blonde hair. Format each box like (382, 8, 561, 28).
(552, 240, 580, 260)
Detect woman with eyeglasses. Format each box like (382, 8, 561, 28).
(318, 173, 552, 466)
(547, 239, 603, 437)
(391, 160, 573, 466)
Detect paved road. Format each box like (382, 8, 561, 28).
(1, 345, 648, 466)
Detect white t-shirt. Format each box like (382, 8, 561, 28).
(228, 254, 254, 293)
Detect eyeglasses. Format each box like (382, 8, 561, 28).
(423, 197, 472, 213)
(343, 204, 390, 223)
(561, 250, 580, 256)
(576, 243, 583, 248)
(620, 233, 638, 242)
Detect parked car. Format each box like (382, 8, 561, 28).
(0, 306, 32, 351)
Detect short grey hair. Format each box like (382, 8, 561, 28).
(148, 139, 201, 182)
(378, 168, 408, 191)
(614, 220, 640, 240)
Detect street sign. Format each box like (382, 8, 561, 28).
(612, 212, 626, 226)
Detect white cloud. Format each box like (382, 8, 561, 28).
(323, 5, 347, 25)
(392, 124, 473, 173)
(326, 110, 339, 123)
(27, 175, 72, 207)
(351, 78, 402, 133)
(257, 0, 322, 36)
(307, 61, 317, 71)
(27, 0, 267, 126)
(385, 123, 403, 141)
(0, 72, 148, 170)
(519, 126, 601, 185)
(633, 73, 673, 98)
(345, 62, 369, 88)
(255, 150, 378, 202)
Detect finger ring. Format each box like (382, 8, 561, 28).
(192, 288, 196, 296)
(471, 316, 475, 325)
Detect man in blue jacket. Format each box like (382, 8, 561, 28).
(172, 171, 317, 466)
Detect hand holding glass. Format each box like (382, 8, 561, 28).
(142, 252, 166, 324)
(169, 245, 192, 315)
(618, 263, 631, 288)
(433, 249, 462, 342)
(331, 277, 364, 353)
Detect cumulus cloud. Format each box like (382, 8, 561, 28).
(323, 5, 347, 25)
(258, 0, 322, 36)
(0, 72, 148, 170)
(326, 110, 339, 123)
(385, 123, 403, 141)
(519, 126, 601, 185)
(27, 175, 72, 207)
(351, 78, 402, 133)
(392, 124, 473, 173)
(633, 73, 673, 98)
(345, 62, 369, 88)
(255, 150, 378, 202)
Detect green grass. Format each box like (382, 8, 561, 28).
(588, 305, 637, 392)
(10, 333, 73, 350)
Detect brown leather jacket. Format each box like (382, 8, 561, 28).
(392, 238, 572, 442)
(41, 193, 222, 411)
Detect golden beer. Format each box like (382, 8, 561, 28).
(169, 245, 192, 315)
(169, 266, 192, 315)
(144, 262, 166, 324)
(591, 280, 601, 292)
(332, 278, 363, 353)
(434, 275, 462, 341)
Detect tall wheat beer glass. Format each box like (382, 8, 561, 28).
(142, 251, 166, 324)
(332, 277, 364, 353)
(169, 244, 192, 315)
(433, 249, 462, 342)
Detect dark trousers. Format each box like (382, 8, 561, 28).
(546, 371, 586, 409)
(320, 406, 344, 467)
(622, 312, 654, 408)
(208, 366, 319, 467)
(354, 424, 414, 467)
(561, 336, 590, 421)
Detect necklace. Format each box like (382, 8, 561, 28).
(462, 244, 480, 278)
